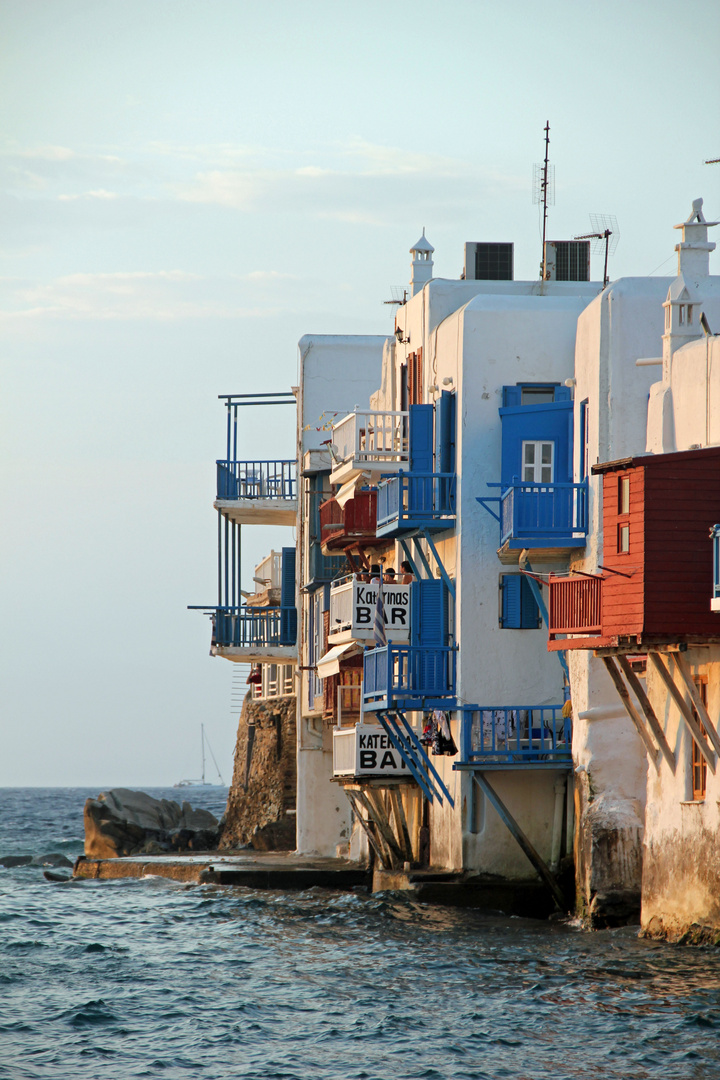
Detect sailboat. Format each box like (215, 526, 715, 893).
(174, 724, 226, 787)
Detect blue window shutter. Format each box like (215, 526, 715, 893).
(520, 576, 541, 628)
(435, 391, 456, 474)
(411, 579, 448, 646)
(501, 575, 540, 629)
(501, 575, 522, 628)
(280, 547, 296, 607)
(502, 386, 521, 407)
(554, 386, 571, 402)
(409, 404, 434, 472)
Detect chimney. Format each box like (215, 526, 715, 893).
(410, 228, 434, 296)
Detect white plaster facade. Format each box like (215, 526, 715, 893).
(295, 334, 387, 856)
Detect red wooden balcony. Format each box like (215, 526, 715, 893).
(549, 574, 603, 641)
(319, 490, 377, 552)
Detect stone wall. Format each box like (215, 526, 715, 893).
(219, 693, 297, 851)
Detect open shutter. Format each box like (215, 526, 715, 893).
(280, 546, 297, 645)
(411, 579, 448, 647)
(501, 575, 540, 629)
(435, 391, 456, 475)
(409, 404, 434, 473)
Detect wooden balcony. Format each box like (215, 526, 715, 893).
(363, 645, 457, 711)
(329, 409, 408, 486)
(328, 574, 410, 645)
(455, 705, 571, 771)
(319, 490, 377, 553)
(215, 459, 298, 525)
(547, 574, 608, 650)
(375, 472, 456, 537)
(211, 606, 298, 664)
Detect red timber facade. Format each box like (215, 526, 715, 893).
(548, 446, 720, 651)
(319, 489, 377, 555)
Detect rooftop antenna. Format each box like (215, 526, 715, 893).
(575, 214, 620, 287)
(533, 121, 555, 281)
(383, 286, 408, 306)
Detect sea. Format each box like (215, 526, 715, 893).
(1, 788, 720, 1080)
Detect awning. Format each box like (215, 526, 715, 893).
(316, 642, 361, 679)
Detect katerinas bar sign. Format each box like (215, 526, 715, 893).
(328, 575, 411, 644)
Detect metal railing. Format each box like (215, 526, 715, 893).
(331, 409, 409, 468)
(213, 606, 287, 649)
(548, 574, 602, 636)
(377, 471, 456, 530)
(500, 480, 588, 545)
(216, 459, 297, 501)
(460, 705, 571, 765)
(363, 645, 457, 706)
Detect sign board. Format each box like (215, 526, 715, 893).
(329, 578, 411, 644)
(333, 725, 411, 777)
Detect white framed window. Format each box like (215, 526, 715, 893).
(522, 441, 554, 483)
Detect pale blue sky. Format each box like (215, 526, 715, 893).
(1, 0, 718, 786)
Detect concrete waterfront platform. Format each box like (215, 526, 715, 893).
(73, 850, 371, 890)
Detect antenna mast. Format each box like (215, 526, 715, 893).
(533, 123, 555, 281)
(541, 122, 550, 280)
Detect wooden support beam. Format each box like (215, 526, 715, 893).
(360, 788, 406, 868)
(472, 773, 566, 912)
(388, 788, 413, 864)
(648, 653, 716, 773)
(617, 655, 676, 772)
(344, 790, 387, 867)
(601, 656, 660, 770)
(673, 652, 720, 757)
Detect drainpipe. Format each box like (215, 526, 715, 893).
(550, 776, 566, 872)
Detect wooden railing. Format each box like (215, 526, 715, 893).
(548, 574, 602, 637)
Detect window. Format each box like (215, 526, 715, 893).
(500, 574, 542, 629)
(407, 349, 423, 406)
(619, 475, 630, 515)
(618, 524, 630, 553)
(688, 305, 694, 324)
(521, 386, 556, 406)
(522, 441, 554, 483)
(679, 305, 685, 325)
(691, 679, 708, 801)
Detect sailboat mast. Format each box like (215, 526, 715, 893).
(201, 723, 206, 784)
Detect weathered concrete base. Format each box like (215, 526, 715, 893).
(576, 784, 643, 929)
(73, 850, 370, 890)
(373, 865, 573, 919)
(641, 916, 720, 946)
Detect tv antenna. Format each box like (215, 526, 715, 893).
(705, 157, 720, 164)
(533, 121, 555, 280)
(383, 286, 408, 306)
(574, 214, 619, 288)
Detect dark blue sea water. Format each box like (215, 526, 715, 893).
(2, 789, 720, 1080)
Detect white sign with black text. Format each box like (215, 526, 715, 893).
(352, 580, 410, 642)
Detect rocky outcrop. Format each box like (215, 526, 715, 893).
(84, 789, 220, 859)
(219, 693, 297, 851)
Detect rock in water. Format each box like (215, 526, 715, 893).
(84, 789, 220, 859)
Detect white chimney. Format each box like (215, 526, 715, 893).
(410, 228, 434, 296)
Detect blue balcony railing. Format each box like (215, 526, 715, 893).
(213, 606, 296, 649)
(376, 471, 456, 536)
(500, 480, 588, 548)
(363, 645, 457, 709)
(458, 705, 571, 769)
(216, 460, 296, 501)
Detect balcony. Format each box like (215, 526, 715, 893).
(362, 644, 457, 711)
(455, 706, 571, 771)
(500, 480, 588, 552)
(215, 459, 297, 525)
(329, 409, 408, 486)
(547, 573, 606, 650)
(376, 472, 456, 537)
(328, 575, 410, 645)
(319, 490, 377, 553)
(211, 606, 298, 664)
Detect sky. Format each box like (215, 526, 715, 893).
(1, 0, 719, 787)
